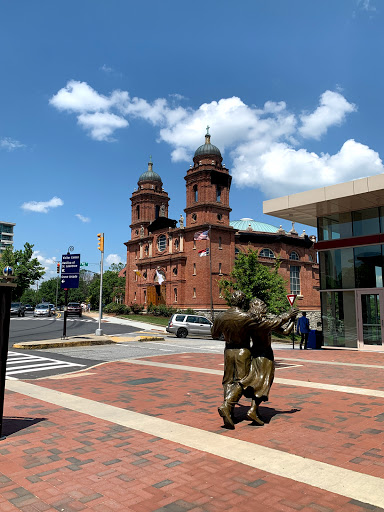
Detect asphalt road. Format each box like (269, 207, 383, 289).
(9, 313, 143, 344)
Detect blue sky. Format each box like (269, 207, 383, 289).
(1, 0, 383, 279)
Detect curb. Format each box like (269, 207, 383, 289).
(13, 334, 166, 350)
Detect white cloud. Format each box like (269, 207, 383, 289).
(49, 80, 112, 113)
(357, 0, 376, 12)
(231, 139, 383, 197)
(0, 137, 25, 151)
(106, 254, 123, 266)
(100, 64, 113, 73)
(299, 90, 356, 139)
(77, 112, 128, 141)
(50, 82, 383, 196)
(75, 213, 90, 223)
(21, 196, 64, 213)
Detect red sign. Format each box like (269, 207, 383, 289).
(286, 294, 297, 306)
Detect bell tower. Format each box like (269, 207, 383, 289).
(184, 128, 232, 227)
(130, 158, 170, 240)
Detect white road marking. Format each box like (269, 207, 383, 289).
(6, 351, 85, 377)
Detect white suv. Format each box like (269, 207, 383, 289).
(166, 314, 213, 338)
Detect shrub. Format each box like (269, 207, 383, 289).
(130, 302, 144, 314)
(104, 303, 130, 315)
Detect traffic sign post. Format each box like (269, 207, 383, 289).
(61, 253, 80, 339)
(286, 294, 297, 349)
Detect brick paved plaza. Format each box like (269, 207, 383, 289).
(1, 348, 384, 511)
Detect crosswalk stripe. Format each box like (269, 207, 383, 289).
(6, 351, 85, 377)
(6, 364, 85, 375)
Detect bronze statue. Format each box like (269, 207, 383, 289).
(212, 292, 297, 429)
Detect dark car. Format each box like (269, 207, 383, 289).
(10, 302, 25, 317)
(67, 302, 82, 317)
(24, 304, 34, 312)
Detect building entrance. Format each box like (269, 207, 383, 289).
(356, 289, 384, 350)
(147, 285, 166, 306)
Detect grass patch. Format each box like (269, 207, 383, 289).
(117, 314, 170, 326)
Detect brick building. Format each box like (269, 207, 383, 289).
(124, 131, 320, 314)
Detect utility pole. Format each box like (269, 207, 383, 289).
(96, 233, 104, 336)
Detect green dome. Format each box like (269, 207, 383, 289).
(230, 218, 279, 233)
(194, 142, 222, 158)
(194, 130, 222, 158)
(138, 161, 162, 183)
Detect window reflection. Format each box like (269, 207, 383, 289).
(321, 291, 357, 348)
(354, 245, 383, 288)
(352, 208, 380, 237)
(319, 248, 354, 289)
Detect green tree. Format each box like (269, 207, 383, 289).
(20, 288, 38, 306)
(0, 243, 45, 300)
(88, 270, 125, 308)
(218, 248, 289, 314)
(109, 262, 124, 273)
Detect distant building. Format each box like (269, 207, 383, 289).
(0, 221, 15, 255)
(124, 131, 320, 314)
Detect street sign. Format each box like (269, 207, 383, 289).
(80, 262, 88, 267)
(286, 294, 297, 306)
(61, 253, 80, 289)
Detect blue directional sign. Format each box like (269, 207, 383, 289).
(61, 253, 80, 289)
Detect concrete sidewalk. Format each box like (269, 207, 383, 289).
(1, 348, 384, 511)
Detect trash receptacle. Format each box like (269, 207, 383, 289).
(307, 330, 317, 349)
(315, 330, 323, 349)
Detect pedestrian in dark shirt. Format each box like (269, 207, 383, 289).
(297, 312, 310, 349)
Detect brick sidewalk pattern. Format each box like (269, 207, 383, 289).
(1, 348, 384, 511)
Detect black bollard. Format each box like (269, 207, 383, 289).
(0, 281, 14, 440)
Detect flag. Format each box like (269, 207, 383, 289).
(133, 269, 141, 277)
(198, 248, 209, 257)
(156, 270, 165, 285)
(194, 230, 209, 240)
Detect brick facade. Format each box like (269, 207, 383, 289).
(124, 134, 320, 312)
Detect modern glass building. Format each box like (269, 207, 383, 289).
(0, 221, 15, 255)
(263, 174, 384, 351)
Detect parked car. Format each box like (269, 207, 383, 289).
(34, 304, 52, 317)
(67, 302, 82, 317)
(24, 304, 34, 312)
(10, 302, 25, 317)
(166, 314, 212, 338)
(48, 303, 56, 314)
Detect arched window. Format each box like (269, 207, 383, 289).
(219, 237, 222, 249)
(174, 239, 179, 250)
(174, 288, 178, 302)
(290, 266, 300, 294)
(216, 186, 221, 202)
(157, 235, 166, 252)
(193, 184, 198, 202)
(136, 205, 140, 220)
(290, 251, 300, 261)
(155, 205, 160, 219)
(259, 248, 275, 258)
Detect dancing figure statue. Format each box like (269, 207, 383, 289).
(212, 292, 297, 429)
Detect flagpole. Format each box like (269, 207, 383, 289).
(209, 225, 214, 321)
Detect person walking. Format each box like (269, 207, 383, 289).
(297, 312, 310, 349)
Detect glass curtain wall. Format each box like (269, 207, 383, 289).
(321, 291, 357, 347)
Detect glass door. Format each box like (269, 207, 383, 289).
(356, 290, 384, 350)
